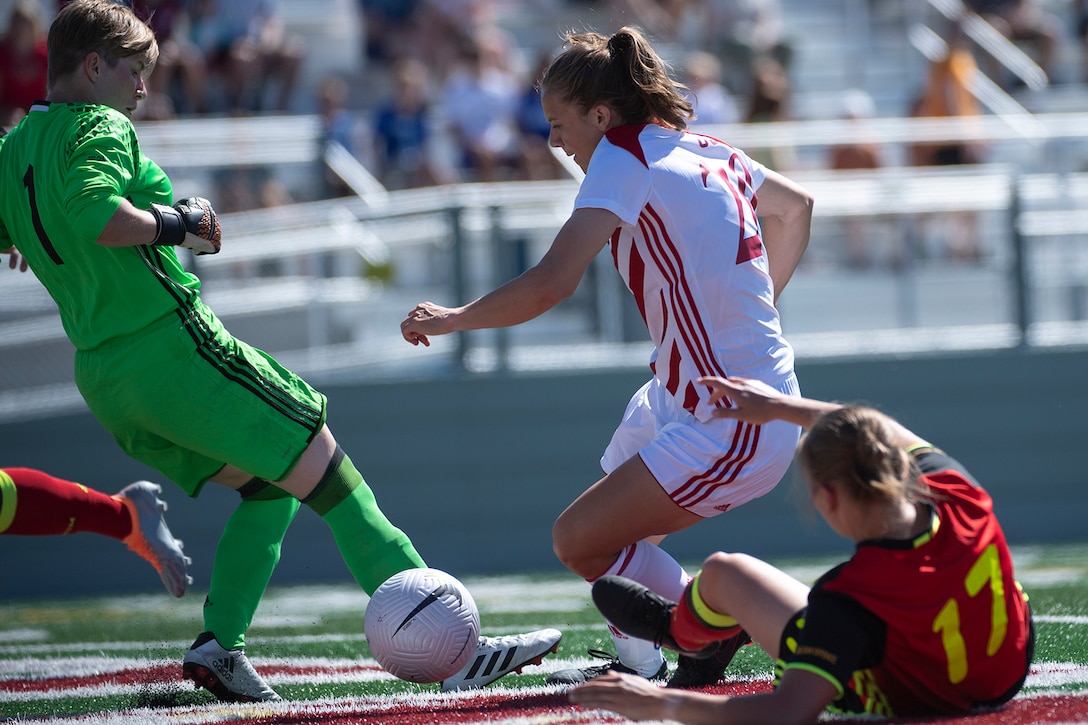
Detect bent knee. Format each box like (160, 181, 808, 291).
(701, 551, 757, 581)
(551, 518, 583, 574)
(552, 518, 609, 580)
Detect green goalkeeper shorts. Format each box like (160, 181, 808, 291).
(75, 299, 327, 497)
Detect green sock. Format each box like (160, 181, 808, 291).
(204, 482, 300, 650)
(303, 447, 426, 594)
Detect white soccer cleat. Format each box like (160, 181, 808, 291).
(182, 631, 282, 702)
(113, 480, 192, 598)
(440, 628, 562, 691)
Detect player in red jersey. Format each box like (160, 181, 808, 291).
(0, 467, 191, 597)
(572, 375, 1033, 723)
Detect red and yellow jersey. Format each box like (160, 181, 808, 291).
(779, 449, 1033, 717)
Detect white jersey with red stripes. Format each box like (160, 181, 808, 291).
(575, 123, 795, 423)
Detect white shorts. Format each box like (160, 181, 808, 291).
(601, 375, 801, 518)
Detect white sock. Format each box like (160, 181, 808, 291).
(598, 540, 691, 677)
(609, 539, 690, 601)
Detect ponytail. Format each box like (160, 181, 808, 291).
(542, 26, 693, 130)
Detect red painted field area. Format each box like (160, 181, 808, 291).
(3, 660, 1086, 724)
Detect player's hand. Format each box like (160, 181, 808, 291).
(2, 246, 29, 272)
(150, 197, 222, 255)
(400, 302, 457, 347)
(569, 671, 680, 722)
(699, 375, 786, 424)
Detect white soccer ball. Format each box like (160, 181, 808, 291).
(364, 567, 480, 683)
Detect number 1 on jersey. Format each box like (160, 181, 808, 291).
(932, 544, 1009, 684)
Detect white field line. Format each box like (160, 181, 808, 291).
(0, 649, 650, 702)
(1, 651, 1084, 703)
(1035, 615, 1088, 625)
(0, 623, 613, 658)
(0, 684, 634, 725)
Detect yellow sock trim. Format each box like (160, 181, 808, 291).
(689, 572, 739, 630)
(0, 470, 16, 534)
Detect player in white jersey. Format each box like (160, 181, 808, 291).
(400, 26, 814, 687)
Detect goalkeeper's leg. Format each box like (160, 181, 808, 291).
(202, 483, 300, 649)
(182, 484, 298, 703)
(300, 446, 426, 594)
(282, 431, 562, 690)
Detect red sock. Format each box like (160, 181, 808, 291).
(670, 580, 744, 652)
(0, 468, 131, 538)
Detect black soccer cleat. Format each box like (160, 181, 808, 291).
(591, 576, 721, 660)
(667, 628, 752, 689)
(545, 648, 669, 686)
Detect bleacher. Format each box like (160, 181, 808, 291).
(4, 0, 1088, 424)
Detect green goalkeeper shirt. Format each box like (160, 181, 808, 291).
(0, 102, 200, 350)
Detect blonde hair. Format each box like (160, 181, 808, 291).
(800, 406, 927, 505)
(47, 0, 158, 89)
(540, 26, 692, 130)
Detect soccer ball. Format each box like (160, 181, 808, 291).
(364, 568, 480, 683)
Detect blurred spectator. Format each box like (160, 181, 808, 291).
(827, 89, 885, 269)
(214, 166, 292, 213)
(317, 74, 359, 197)
(741, 55, 794, 169)
(415, 0, 501, 82)
(909, 23, 985, 168)
(963, 0, 1061, 86)
(132, 0, 207, 118)
(743, 55, 790, 123)
(1076, 0, 1088, 83)
(682, 50, 739, 126)
(318, 75, 357, 153)
(189, 0, 306, 113)
(828, 89, 881, 171)
(909, 24, 984, 262)
(604, 0, 689, 40)
(702, 0, 793, 96)
(0, 0, 48, 128)
(358, 0, 421, 63)
(439, 27, 521, 182)
(372, 57, 449, 189)
(514, 51, 564, 180)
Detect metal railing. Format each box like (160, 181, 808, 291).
(5, 112, 1088, 422)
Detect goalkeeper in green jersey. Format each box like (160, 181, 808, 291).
(0, 0, 559, 702)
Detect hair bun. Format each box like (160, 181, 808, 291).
(607, 31, 632, 58)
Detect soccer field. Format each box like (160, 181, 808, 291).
(2, 542, 1087, 724)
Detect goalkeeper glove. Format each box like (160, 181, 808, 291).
(150, 197, 222, 255)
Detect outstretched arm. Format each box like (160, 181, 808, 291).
(701, 375, 927, 448)
(570, 669, 835, 725)
(401, 207, 618, 346)
(701, 376, 837, 429)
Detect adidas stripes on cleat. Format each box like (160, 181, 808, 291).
(545, 648, 668, 686)
(440, 628, 562, 691)
(591, 575, 722, 659)
(113, 481, 192, 598)
(182, 631, 282, 702)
